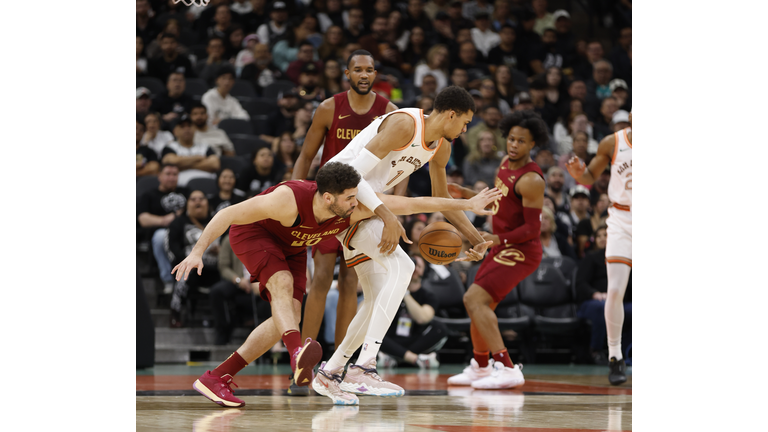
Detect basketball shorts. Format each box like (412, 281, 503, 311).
(229, 228, 307, 303)
(473, 242, 542, 303)
(606, 206, 632, 264)
(311, 235, 343, 258)
(336, 217, 387, 276)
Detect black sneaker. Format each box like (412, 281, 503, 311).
(287, 373, 310, 396)
(608, 357, 627, 386)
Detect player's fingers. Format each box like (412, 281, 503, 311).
(401, 232, 412, 244)
(198, 263, 203, 276)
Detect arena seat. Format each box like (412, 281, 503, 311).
(187, 177, 219, 197)
(262, 80, 296, 100)
(185, 78, 210, 100)
(136, 77, 166, 97)
(218, 118, 254, 136)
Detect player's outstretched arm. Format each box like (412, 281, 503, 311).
(171, 186, 297, 281)
(566, 134, 614, 185)
(375, 188, 503, 216)
(292, 98, 334, 180)
(482, 173, 546, 248)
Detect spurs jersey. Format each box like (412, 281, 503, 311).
(328, 108, 444, 193)
(608, 128, 632, 208)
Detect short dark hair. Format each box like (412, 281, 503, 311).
(190, 102, 207, 113)
(433, 85, 475, 115)
(208, 36, 225, 46)
(160, 162, 179, 172)
(298, 39, 314, 50)
(160, 33, 177, 42)
(315, 162, 361, 196)
(346, 49, 375, 68)
(499, 110, 549, 148)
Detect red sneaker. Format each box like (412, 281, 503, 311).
(290, 338, 323, 387)
(193, 371, 245, 408)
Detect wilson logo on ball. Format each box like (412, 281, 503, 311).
(428, 248, 457, 258)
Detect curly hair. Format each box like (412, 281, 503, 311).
(499, 110, 549, 148)
(315, 162, 361, 196)
(433, 85, 476, 116)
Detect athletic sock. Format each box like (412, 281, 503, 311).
(608, 343, 623, 361)
(212, 351, 249, 378)
(473, 350, 490, 368)
(282, 329, 303, 356)
(492, 349, 513, 368)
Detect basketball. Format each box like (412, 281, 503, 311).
(418, 222, 463, 265)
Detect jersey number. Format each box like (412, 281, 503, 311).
(386, 170, 405, 186)
(291, 237, 323, 247)
(625, 173, 632, 190)
(491, 198, 501, 215)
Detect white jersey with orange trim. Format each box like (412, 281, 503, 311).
(327, 107, 444, 193)
(608, 127, 632, 209)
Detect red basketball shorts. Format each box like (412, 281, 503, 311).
(473, 243, 542, 303)
(311, 235, 343, 258)
(229, 228, 307, 303)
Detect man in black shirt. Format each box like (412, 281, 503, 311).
(260, 89, 300, 143)
(137, 118, 159, 178)
(487, 24, 529, 75)
(240, 43, 284, 96)
(152, 72, 194, 126)
(454, 41, 491, 88)
(148, 33, 196, 83)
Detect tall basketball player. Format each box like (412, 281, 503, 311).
(312, 86, 496, 405)
(290, 50, 398, 394)
(567, 111, 632, 385)
(447, 110, 548, 390)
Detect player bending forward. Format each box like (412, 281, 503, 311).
(567, 112, 632, 385)
(447, 110, 548, 389)
(172, 162, 501, 408)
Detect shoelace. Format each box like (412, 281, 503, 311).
(221, 377, 239, 391)
(352, 364, 383, 382)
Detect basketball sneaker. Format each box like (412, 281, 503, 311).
(193, 371, 245, 407)
(608, 357, 627, 385)
(339, 359, 405, 397)
(471, 362, 525, 389)
(287, 373, 310, 396)
(291, 338, 323, 387)
(446, 359, 494, 386)
(416, 352, 440, 370)
(312, 362, 360, 406)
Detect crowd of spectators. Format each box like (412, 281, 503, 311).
(137, 0, 631, 364)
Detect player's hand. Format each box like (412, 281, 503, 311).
(592, 292, 608, 301)
(467, 187, 503, 215)
(566, 156, 587, 179)
(171, 253, 204, 281)
(447, 183, 477, 199)
(455, 240, 493, 262)
(379, 212, 410, 255)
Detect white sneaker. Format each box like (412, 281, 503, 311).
(446, 359, 494, 386)
(471, 362, 525, 389)
(312, 362, 360, 405)
(416, 352, 439, 369)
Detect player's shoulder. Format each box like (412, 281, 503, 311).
(385, 100, 399, 113)
(517, 168, 546, 190)
(316, 96, 337, 115)
(597, 133, 616, 157)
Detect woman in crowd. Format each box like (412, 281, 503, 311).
(141, 112, 175, 157)
(400, 26, 428, 77)
(479, 78, 511, 116)
(317, 25, 346, 62)
(207, 168, 245, 217)
(414, 44, 449, 94)
(236, 146, 285, 197)
(492, 64, 517, 109)
(574, 193, 609, 259)
(541, 206, 576, 259)
(320, 58, 344, 95)
(555, 112, 598, 156)
(463, 130, 502, 188)
(272, 131, 301, 173)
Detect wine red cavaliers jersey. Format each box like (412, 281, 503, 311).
(229, 180, 352, 257)
(320, 91, 390, 165)
(491, 159, 545, 249)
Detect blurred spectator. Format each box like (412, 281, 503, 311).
(201, 65, 251, 127)
(317, 0, 344, 32)
(236, 146, 285, 196)
(400, 218, 426, 256)
(231, 0, 253, 15)
(137, 36, 148, 77)
(416, 73, 439, 104)
(374, 0, 393, 16)
(379, 255, 449, 369)
(545, 166, 570, 213)
(462, 0, 493, 21)
(358, 14, 404, 70)
(210, 234, 258, 345)
(540, 205, 575, 259)
(576, 225, 632, 364)
(190, 103, 235, 157)
(432, 11, 456, 45)
(298, 14, 324, 48)
(552, 10, 577, 69)
(136, 0, 158, 44)
(463, 129, 502, 187)
(196, 37, 228, 86)
(585, 59, 614, 116)
(225, 25, 247, 62)
(146, 19, 190, 60)
(260, 89, 300, 142)
(447, 1, 474, 36)
(161, 114, 221, 187)
(470, 12, 500, 58)
(569, 184, 590, 225)
(542, 194, 572, 248)
(296, 63, 326, 104)
(287, 41, 323, 85)
(512, 91, 534, 111)
(528, 76, 558, 130)
(609, 78, 631, 111)
(137, 119, 160, 178)
(414, 45, 450, 94)
(557, 130, 593, 189)
(401, 26, 429, 77)
(487, 24, 528, 76)
(292, 100, 315, 146)
(454, 41, 490, 88)
(318, 25, 347, 62)
(610, 27, 632, 86)
(320, 58, 344, 95)
(405, 0, 434, 33)
(567, 78, 587, 105)
(479, 78, 511, 115)
(273, 131, 301, 172)
(234, 33, 260, 71)
(272, 27, 313, 72)
(532, 0, 554, 35)
(240, 43, 284, 95)
(574, 193, 608, 259)
(202, 4, 235, 43)
(342, 7, 366, 43)
(491, 0, 515, 31)
(555, 112, 598, 156)
(592, 96, 618, 142)
(514, 8, 544, 68)
(141, 112, 176, 157)
(148, 33, 196, 83)
(539, 28, 564, 70)
(153, 72, 194, 125)
(533, 148, 555, 173)
(137, 163, 188, 291)
(168, 190, 221, 327)
(256, 0, 291, 49)
(208, 168, 246, 217)
(544, 66, 568, 114)
(416, 96, 435, 115)
(589, 167, 610, 204)
(241, 0, 268, 34)
(424, 0, 451, 21)
(450, 67, 469, 90)
(464, 105, 505, 154)
(136, 87, 153, 121)
(612, 110, 630, 132)
(573, 40, 605, 82)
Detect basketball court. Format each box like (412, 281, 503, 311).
(136, 363, 631, 431)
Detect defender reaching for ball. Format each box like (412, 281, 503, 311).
(447, 110, 548, 390)
(171, 162, 500, 408)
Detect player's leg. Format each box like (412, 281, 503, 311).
(335, 261, 360, 348)
(301, 249, 337, 342)
(604, 209, 632, 385)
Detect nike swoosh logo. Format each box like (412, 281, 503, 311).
(620, 148, 630, 152)
(410, 143, 418, 147)
(338, 114, 351, 120)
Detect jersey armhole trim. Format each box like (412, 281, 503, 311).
(623, 128, 632, 148)
(392, 110, 420, 151)
(611, 132, 620, 165)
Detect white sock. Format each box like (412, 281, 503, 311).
(605, 262, 631, 361)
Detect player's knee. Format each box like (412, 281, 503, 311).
(268, 272, 294, 298)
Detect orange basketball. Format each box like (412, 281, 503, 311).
(418, 222, 463, 265)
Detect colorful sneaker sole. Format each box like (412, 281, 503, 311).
(294, 341, 323, 387)
(312, 379, 360, 405)
(193, 379, 245, 408)
(338, 382, 404, 397)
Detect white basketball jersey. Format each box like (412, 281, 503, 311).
(328, 108, 444, 193)
(608, 128, 632, 208)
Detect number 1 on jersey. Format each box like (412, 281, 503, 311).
(386, 170, 405, 186)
